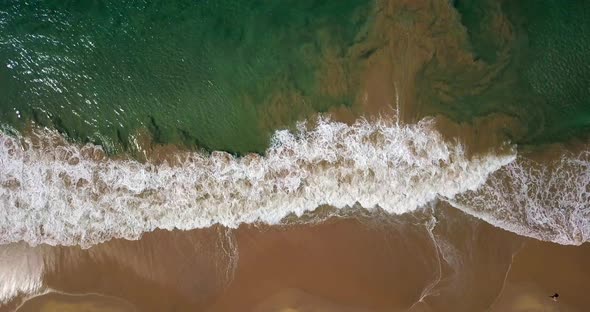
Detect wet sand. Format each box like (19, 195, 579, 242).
(1, 1, 589, 311)
(3, 204, 589, 312)
(16, 292, 136, 312)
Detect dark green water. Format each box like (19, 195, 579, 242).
(1, 0, 589, 154)
(0, 0, 369, 154)
(422, 0, 590, 145)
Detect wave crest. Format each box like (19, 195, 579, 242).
(0, 118, 515, 247)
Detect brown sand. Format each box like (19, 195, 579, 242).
(4, 204, 590, 312)
(16, 293, 136, 312)
(3, 1, 589, 311)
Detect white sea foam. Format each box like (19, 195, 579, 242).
(449, 150, 590, 245)
(0, 117, 515, 247)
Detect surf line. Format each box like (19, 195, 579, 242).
(0, 117, 515, 247)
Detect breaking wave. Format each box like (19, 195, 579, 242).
(450, 150, 590, 245)
(0, 117, 515, 247)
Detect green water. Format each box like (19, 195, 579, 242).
(0, 0, 369, 154)
(509, 0, 590, 143)
(420, 0, 590, 145)
(1, 0, 589, 155)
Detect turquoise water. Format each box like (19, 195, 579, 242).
(0, 0, 370, 154)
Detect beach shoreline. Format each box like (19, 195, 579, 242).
(4, 204, 590, 312)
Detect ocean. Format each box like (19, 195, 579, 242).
(0, 0, 589, 310)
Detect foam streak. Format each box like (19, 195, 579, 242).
(0, 118, 514, 247)
(450, 151, 590, 245)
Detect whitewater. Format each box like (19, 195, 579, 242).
(0, 117, 588, 249)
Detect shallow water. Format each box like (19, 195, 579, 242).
(0, 0, 589, 309)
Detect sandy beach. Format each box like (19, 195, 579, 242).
(1, 1, 589, 311)
(2, 204, 587, 312)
